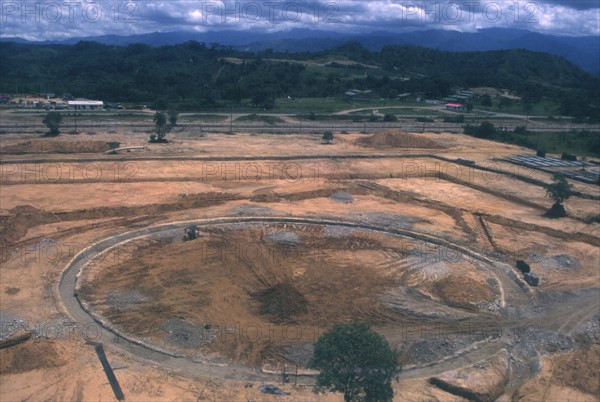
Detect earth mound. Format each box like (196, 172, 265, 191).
(355, 131, 444, 149)
(0, 340, 66, 374)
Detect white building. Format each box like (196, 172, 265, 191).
(68, 100, 104, 110)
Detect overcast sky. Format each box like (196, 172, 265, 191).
(1, 0, 599, 40)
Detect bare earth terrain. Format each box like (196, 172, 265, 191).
(1, 126, 598, 401)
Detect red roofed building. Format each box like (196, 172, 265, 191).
(445, 103, 465, 111)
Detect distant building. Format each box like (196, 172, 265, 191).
(445, 103, 465, 111)
(343, 89, 377, 100)
(68, 100, 104, 110)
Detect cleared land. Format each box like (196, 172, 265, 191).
(0, 123, 599, 401)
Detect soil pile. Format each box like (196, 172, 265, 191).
(0, 205, 54, 244)
(0, 340, 66, 374)
(356, 131, 444, 149)
(431, 275, 494, 310)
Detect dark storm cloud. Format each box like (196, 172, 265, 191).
(0, 0, 598, 40)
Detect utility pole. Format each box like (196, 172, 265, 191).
(229, 105, 233, 134)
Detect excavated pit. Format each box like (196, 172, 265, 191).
(77, 220, 503, 367)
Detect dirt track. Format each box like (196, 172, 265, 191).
(59, 216, 598, 382)
(59, 217, 509, 376)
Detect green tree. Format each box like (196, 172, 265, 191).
(499, 97, 513, 110)
(383, 113, 397, 122)
(546, 173, 571, 204)
(545, 173, 572, 218)
(42, 111, 63, 136)
(154, 99, 168, 110)
(464, 121, 496, 139)
(481, 94, 492, 108)
(152, 111, 170, 141)
(309, 323, 400, 402)
(322, 131, 334, 144)
(168, 110, 178, 127)
(251, 90, 274, 110)
(466, 102, 474, 112)
(478, 121, 497, 137)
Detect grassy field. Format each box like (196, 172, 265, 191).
(180, 114, 228, 122)
(478, 99, 560, 116)
(234, 114, 285, 124)
(271, 97, 431, 114)
(491, 129, 600, 157)
(294, 114, 373, 121)
(348, 108, 446, 115)
(522, 130, 598, 157)
(273, 97, 358, 114)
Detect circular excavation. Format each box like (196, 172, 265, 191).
(73, 218, 506, 369)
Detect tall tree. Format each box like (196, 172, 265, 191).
(42, 112, 63, 136)
(499, 97, 513, 110)
(545, 173, 572, 218)
(168, 110, 178, 127)
(152, 111, 169, 141)
(481, 94, 492, 108)
(309, 323, 400, 402)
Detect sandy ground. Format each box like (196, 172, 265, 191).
(1, 129, 599, 401)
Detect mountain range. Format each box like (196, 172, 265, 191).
(2, 28, 599, 74)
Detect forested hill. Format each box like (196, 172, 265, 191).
(1, 40, 598, 119)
